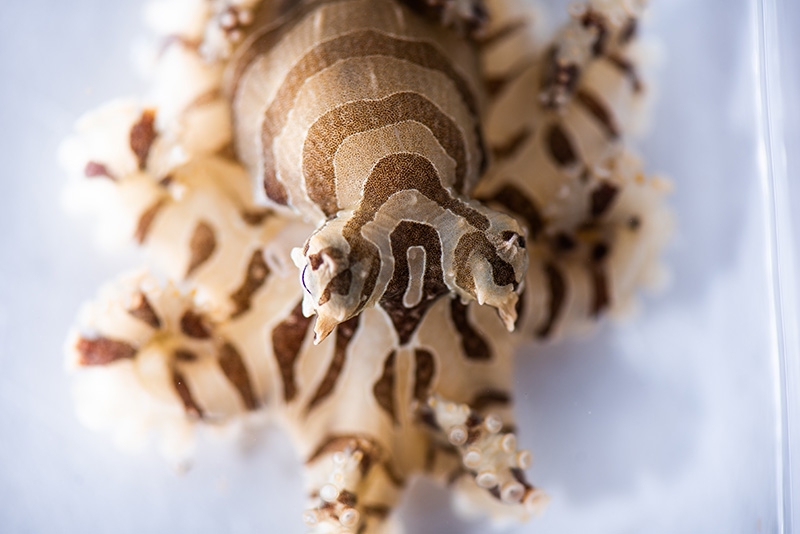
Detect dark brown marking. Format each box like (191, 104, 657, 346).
(413, 349, 436, 402)
(255, 29, 484, 204)
(230, 250, 271, 318)
(466, 412, 482, 429)
(186, 221, 217, 277)
(502, 230, 526, 249)
(129, 109, 157, 170)
(590, 181, 620, 217)
(510, 467, 535, 495)
(126, 291, 161, 328)
(318, 269, 352, 306)
(271, 300, 313, 402)
(483, 184, 544, 240)
(488, 484, 502, 500)
(592, 242, 610, 262)
(418, 403, 441, 431)
(332, 153, 491, 317)
(400, 0, 488, 37)
(75, 337, 136, 366)
(84, 161, 115, 181)
(308, 247, 346, 271)
(628, 215, 642, 230)
(539, 46, 581, 107)
(515, 286, 527, 327)
(590, 262, 611, 316)
(618, 18, 638, 45)
(174, 349, 198, 362)
(453, 231, 518, 295)
(545, 123, 578, 167)
(466, 427, 482, 446)
(134, 199, 167, 244)
(372, 351, 397, 423)
(424, 445, 437, 472)
(262, 172, 289, 205)
(180, 310, 212, 339)
(228, 1, 333, 97)
(240, 208, 272, 226)
(338, 490, 357, 507)
(306, 314, 361, 412)
(382, 461, 406, 488)
(471, 389, 511, 412)
(363, 505, 391, 519)
(576, 89, 619, 139)
(172, 370, 203, 418)
(447, 468, 467, 486)
(218, 342, 259, 410)
(491, 128, 532, 161)
(303, 92, 472, 216)
(580, 9, 609, 56)
(553, 232, 578, 253)
(606, 53, 643, 92)
(449, 299, 492, 361)
(536, 262, 567, 338)
(349, 151, 488, 227)
(485, 75, 512, 98)
(379, 222, 449, 345)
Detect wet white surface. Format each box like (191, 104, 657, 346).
(0, 1, 793, 533)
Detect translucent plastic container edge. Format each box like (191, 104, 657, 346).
(755, 0, 800, 531)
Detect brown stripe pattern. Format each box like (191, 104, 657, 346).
(305, 314, 361, 412)
(271, 300, 314, 402)
(186, 221, 217, 277)
(412, 349, 436, 401)
(75, 337, 137, 366)
(129, 109, 157, 170)
(372, 351, 398, 423)
(126, 291, 161, 328)
(218, 342, 259, 411)
(172, 370, 203, 419)
(449, 299, 492, 360)
(230, 2, 485, 209)
(230, 250, 271, 318)
(379, 221, 449, 345)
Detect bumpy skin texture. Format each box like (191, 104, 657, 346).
(62, 0, 669, 532)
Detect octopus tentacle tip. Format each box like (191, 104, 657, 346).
(524, 488, 550, 515)
(313, 316, 338, 345)
(496, 296, 519, 332)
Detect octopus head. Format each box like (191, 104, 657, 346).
(453, 213, 528, 331)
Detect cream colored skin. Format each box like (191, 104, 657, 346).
(62, 0, 669, 533)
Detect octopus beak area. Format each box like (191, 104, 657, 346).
(313, 315, 338, 345)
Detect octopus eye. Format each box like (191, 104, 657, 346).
(501, 230, 526, 249)
(301, 265, 312, 295)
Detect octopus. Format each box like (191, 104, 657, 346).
(60, 0, 672, 532)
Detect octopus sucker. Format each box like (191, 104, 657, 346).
(62, 0, 671, 531)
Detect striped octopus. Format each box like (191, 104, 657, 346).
(61, 0, 671, 532)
